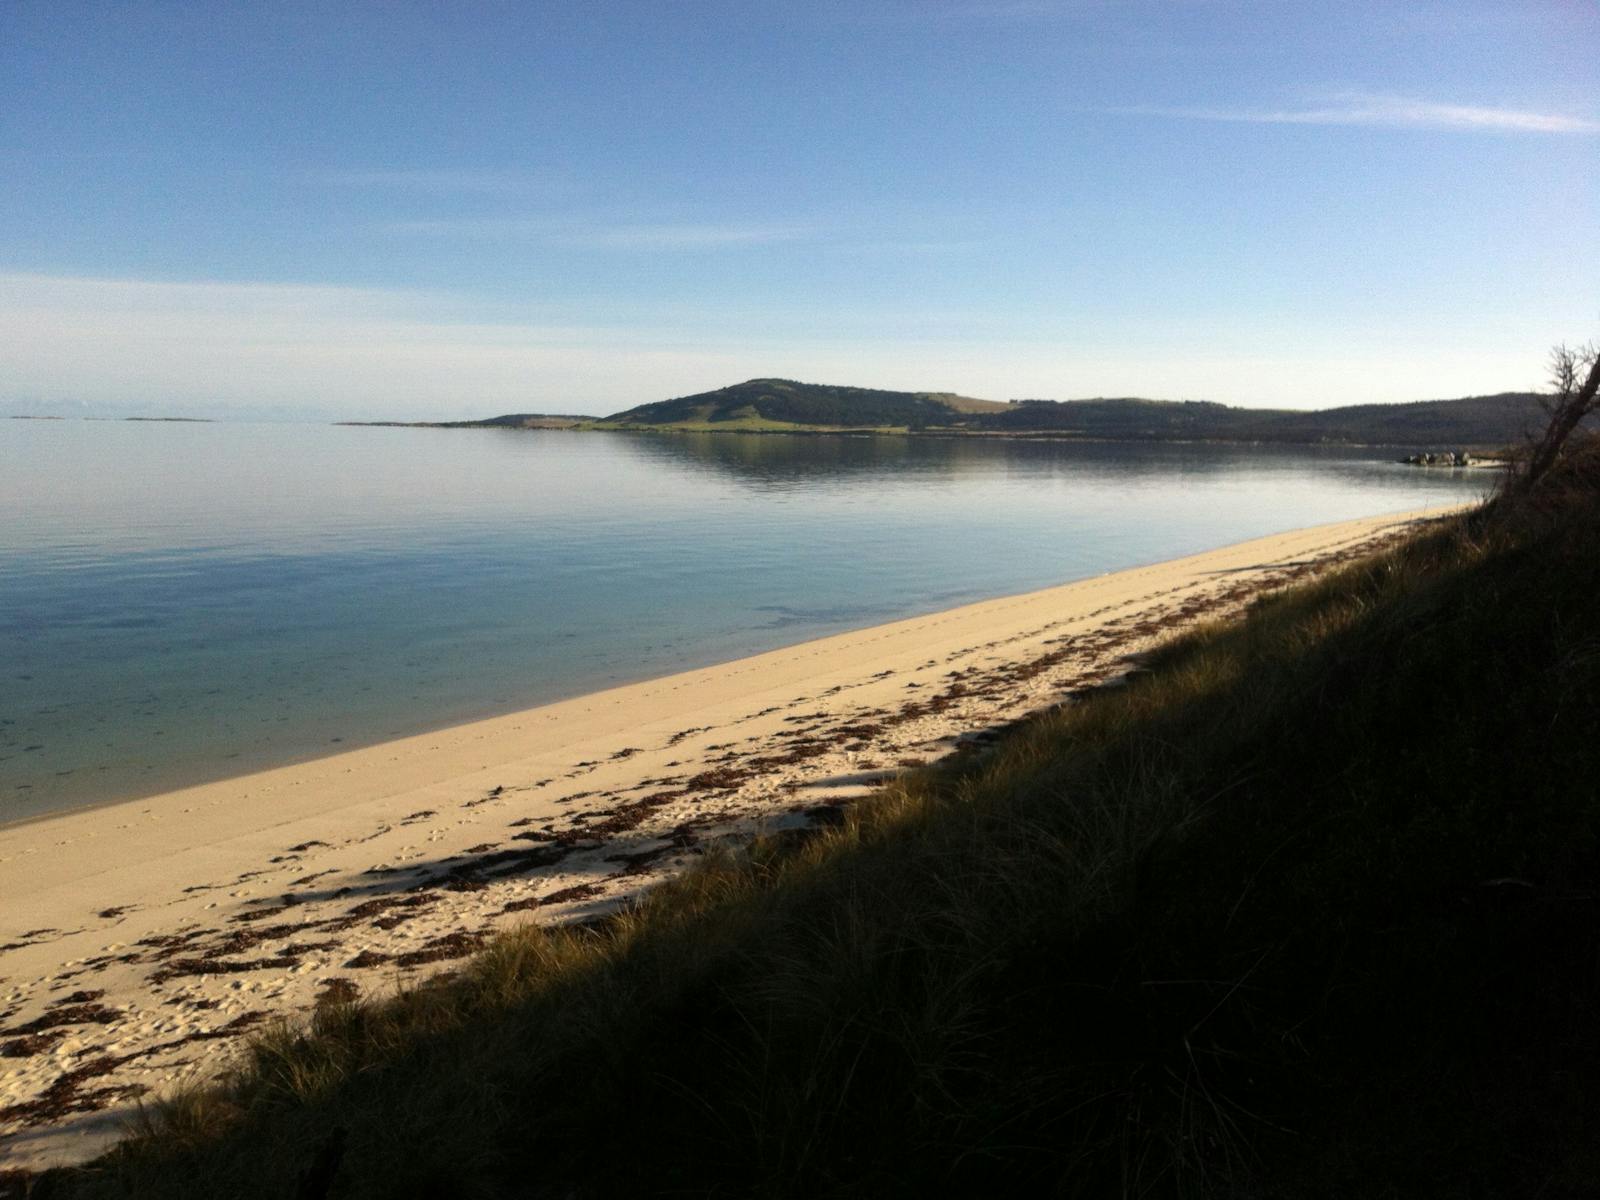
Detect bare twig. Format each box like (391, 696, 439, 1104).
(1519, 340, 1600, 491)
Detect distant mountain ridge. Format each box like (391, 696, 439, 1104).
(400, 378, 1554, 448)
(972, 392, 1549, 445)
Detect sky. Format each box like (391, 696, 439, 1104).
(2, 1, 1596, 419)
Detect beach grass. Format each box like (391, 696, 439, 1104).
(34, 443, 1600, 1198)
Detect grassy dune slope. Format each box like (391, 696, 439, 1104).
(37, 450, 1600, 1199)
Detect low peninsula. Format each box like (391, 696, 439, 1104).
(342, 376, 1546, 451)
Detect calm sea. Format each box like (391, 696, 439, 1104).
(1, 420, 1489, 822)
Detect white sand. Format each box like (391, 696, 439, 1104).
(0, 507, 1459, 1171)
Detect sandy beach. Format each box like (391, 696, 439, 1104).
(0, 507, 1457, 1171)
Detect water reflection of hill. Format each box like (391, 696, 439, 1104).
(612, 429, 1416, 492)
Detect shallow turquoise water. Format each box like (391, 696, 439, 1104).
(0, 420, 1488, 821)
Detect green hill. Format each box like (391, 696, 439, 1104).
(602, 378, 1007, 430)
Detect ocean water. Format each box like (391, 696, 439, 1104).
(0, 420, 1489, 822)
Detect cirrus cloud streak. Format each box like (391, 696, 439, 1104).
(1109, 92, 1599, 134)
(374, 219, 809, 248)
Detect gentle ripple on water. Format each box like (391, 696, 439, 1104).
(0, 419, 1490, 821)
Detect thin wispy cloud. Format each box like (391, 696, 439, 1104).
(1111, 92, 1600, 134)
(376, 219, 807, 248)
(319, 169, 559, 193)
(377, 218, 552, 237)
(0, 271, 434, 319)
(0, 272, 745, 416)
(562, 224, 806, 249)
(846, 238, 989, 255)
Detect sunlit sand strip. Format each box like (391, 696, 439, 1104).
(0, 503, 1467, 1172)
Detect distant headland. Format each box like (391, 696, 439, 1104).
(341, 377, 1547, 449)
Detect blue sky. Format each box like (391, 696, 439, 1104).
(2, 1, 1596, 418)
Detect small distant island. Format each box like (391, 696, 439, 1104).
(343, 377, 1548, 450)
